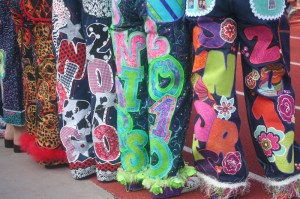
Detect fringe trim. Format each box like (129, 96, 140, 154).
(143, 164, 197, 195)
(116, 167, 146, 186)
(197, 172, 250, 199)
(249, 173, 300, 199)
(20, 133, 68, 165)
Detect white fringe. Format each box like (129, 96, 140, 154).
(197, 172, 249, 199)
(249, 172, 300, 187)
(249, 173, 300, 199)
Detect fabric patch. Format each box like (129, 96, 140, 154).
(222, 151, 242, 175)
(185, 0, 215, 17)
(82, 0, 112, 17)
(277, 94, 295, 124)
(250, 0, 286, 20)
(147, 0, 185, 22)
(220, 18, 237, 43)
(254, 125, 286, 162)
(0, 49, 5, 79)
(214, 96, 236, 120)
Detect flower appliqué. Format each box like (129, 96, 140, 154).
(277, 94, 295, 124)
(222, 151, 242, 175)
(220, 18, 237, 43)
(245, 69, 260, 89)
(254, 125, 286, 162)
(214, 96, 236, 120)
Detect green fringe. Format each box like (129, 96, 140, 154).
(116, 168, 146, 186)
(142, 164, 197, 195)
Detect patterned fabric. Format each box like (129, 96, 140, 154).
(52, 0, 120, 181)
(185, 0, 286, 20)
(188, 0, 300, 198)
(0, 0, 25, 126)
(10, 0, 67, 166)
(111, 0, 196, 194)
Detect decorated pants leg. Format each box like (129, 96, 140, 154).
(10, 0, 67, 165)
(190, 14, 249, 199)
(236, 5, 300, 198)
(0, 0, 24, 127)
(81, 1, 120, 182)
(53, 0, 120, 181)
(53, 0, 96, 179)
(112, 0, 198, 197)
(111, 0, 150, 190)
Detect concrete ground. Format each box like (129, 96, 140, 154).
(0, 139, 115, 199)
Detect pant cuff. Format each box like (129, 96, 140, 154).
(197, 172, 250, 199)
(249, 173, 300, 199)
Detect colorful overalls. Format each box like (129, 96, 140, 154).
(52, 0, 120, 181)
(187, 0, 300, 198)
(9, 0, 67, 166)
(111, 0, 198, 198)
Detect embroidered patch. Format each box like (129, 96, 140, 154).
(254, 125, 286, 162)
(185, 0, 215, 17)
(82, 0, 112, 17)
(250, 0, 286, 20)
(147, 0, 185, 22)
(277, 94, 295, 124)
(222, 151, 242, 175)
(214, 96, 236, 120)
(220, 18, 237, 43)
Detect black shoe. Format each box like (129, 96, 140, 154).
(13, 144, 23, 153)
(4, 139, 14, 148)
(45, 163, 69, 169)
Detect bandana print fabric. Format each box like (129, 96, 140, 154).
(52, 0, 120, 181)
(187, 0, 300, 198)
(9, 0, 67, 166)
(0, 0, 25, 126)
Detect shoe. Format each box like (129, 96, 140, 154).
(4, 139, 14, 148)
(125, 182, 144, 192)
(13, 144, 23, 153)
(151, 176, 200, 199)
(45, 163, 69, 169)
(210, 194, 237, 199)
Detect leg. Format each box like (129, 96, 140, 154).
(53, 0, 96, 178)
(111, 0, 150, 191)
(236, 1, 300, 197)
(143, 1, 199, 197)
(190, 1, 249, 198)
(80, 0, 120, 182)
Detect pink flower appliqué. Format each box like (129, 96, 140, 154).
(277, 94, 295, 124)
(222, 151, 242, 175)
(257, 132, 280, 157)
(254, 125, 286, 162)
(220, 18, 237, 43)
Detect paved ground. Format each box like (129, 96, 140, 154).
(0, 139, 115, 199)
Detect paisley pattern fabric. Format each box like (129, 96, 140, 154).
(52, 0, 120, 181)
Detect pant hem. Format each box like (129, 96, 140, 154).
(249, 173, 300, 198)
(197, 172, 250, 199)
